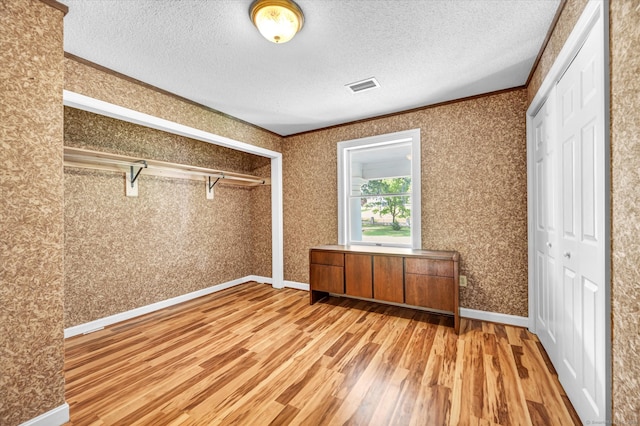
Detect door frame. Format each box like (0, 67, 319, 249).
(526, 0, 611, 420)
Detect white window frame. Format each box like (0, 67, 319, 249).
(338, 128, 421, 249)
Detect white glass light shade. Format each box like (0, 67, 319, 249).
(250, 0, 304, 44)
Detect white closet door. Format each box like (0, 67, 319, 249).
(556, 18, 606, 423)
(532, 93, 560, 365)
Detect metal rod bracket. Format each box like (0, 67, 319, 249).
(126, 160, 147, 197)
(206, 175, 222, 200)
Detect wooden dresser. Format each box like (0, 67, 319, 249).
(309, 245, 460, 333)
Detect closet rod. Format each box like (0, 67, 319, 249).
(63, 147, 269, 187)
(64, 153, 146, 170)
(143, 164, 265, 184)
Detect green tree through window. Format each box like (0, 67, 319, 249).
(361, 177, 411, 230)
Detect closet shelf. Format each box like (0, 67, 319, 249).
(64, 147, 270, 187)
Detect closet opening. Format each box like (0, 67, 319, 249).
(62, 90, 283, 337)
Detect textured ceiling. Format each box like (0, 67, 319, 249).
(61, 0, 560, 136)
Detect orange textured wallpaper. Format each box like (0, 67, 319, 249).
(0, 0, 66, 424)
(283, 89, 529, 317)
(64, 108, 271, 327)
(610, 1, 640, 422)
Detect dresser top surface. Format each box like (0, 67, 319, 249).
(310, 245, 459, 261)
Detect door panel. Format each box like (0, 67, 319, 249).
(581, 57, 597, 105)
(561, 265, 579, 379)
(561, 84, 575, 123)
(536, 251, 546, 329)
(562, 136, 576, 238)
(555, 20, 606, 422)
(546, 255, 558, 344)
(536, 159, 544, 230)
(581, 121, 597, 242)
(582, 276, 599, 412)
(532, 93, 560, 364)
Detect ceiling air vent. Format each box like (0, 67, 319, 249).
(345, 77, 380, 94)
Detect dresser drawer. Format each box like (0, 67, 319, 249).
(310, 264, 344, 294)
(310, 251, 344, 267)
(405, 258, 453, 277)
(405, 274, 454, 311)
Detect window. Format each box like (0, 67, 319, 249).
(338, 129, 421, 248)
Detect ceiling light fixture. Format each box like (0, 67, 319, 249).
(249, 0, 304, 44)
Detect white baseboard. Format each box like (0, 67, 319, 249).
(283, 280, 309, 291)
(459, 308, 529, 328)
(65, 277, 527, 339)
(64, 276, 252, 338)
(247, 275, 272, 284)
(64, 276, 310, 339)
(20, 403, 69, 426)
(249, 276, 309, 291)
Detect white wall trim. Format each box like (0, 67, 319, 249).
(459, 308, 529, 328)
(283, 280, 310, 291)
(64, 276, 311, 339)
(64, 277, 252, 338)
(63, 91, 278, 158)
(64, 274, 528, 338)
(270, 155, 284, 289)
(250, 276, 310, 291)
(19, 403, 69, 426)
(246, 275, 273, 284)
(62, 90, 285, 289)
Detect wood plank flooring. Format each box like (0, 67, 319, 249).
(65, 282, 580, 425)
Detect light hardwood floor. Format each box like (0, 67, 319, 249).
(65, 282, 580, 425)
